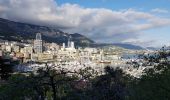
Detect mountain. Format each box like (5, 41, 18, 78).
(112, 43, 144, 50)
(146, 47, 160, 51)
(90, 43, 144, 50)
(0, 18, 94, 46)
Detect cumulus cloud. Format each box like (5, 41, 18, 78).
(0, 0, 170, 45)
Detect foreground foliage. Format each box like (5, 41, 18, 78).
(129, 47, 170, 100)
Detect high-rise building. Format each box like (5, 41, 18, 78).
(34, 33, 43, 53)
(67, 36, 72, 48)
(63, 43, 65, 49)
(71, 41, 75, 48)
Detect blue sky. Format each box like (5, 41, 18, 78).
(0, 0, 170, 47)
(57, 0, 170, 10)
(56, 0, 170, 47)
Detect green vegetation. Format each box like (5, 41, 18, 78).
(129, 47, 170, 100)
(0, 58, 19, 80)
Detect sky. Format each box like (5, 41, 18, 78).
(0, 0, 170, 47)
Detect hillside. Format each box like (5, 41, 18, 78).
(0, 18, 94, 46)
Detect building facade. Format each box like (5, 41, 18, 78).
(34, 33, 43, 53)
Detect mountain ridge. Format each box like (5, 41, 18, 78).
(0, 18, 94, 46)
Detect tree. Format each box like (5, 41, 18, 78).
(0, 63, 99, 100)
(129, 47, 170, 100)
(0, 74, 39, 100)
(0, 58, 16, 80)
(86, 66, 132, 100)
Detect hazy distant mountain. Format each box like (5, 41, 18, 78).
(146, 47, 160, 50)
(112, 43, 144, 50)
(0, 18, 94, 46)
(90, 43, 144, 50)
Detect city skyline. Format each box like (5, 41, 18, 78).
(0, 0, 170, 47)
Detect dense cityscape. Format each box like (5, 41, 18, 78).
(0, 32, 153, 78)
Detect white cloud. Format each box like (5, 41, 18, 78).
(151, 8, 169, 13)
(122, 38, 155, 47)
(0, 0, 170, 45)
